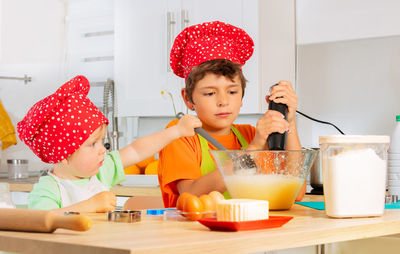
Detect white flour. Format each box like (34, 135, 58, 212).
(323, 148, 386, 217)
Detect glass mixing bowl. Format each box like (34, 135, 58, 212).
(210, 149, 318, 210)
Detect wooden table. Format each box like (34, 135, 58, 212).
(1, 195, 400, 254)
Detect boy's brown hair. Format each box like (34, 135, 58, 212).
(185, 59, 247, 103)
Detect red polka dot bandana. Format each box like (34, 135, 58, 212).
(17, 75, 109, 164)
(170, 21, 254, 79)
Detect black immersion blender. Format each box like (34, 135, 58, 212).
(267, 84, 288, 150)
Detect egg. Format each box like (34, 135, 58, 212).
(209, 191, 225, 205)
(199, 194, 214, 211)
(176, 192, 192, 211)
(183, 195, 204, 221)
(199, 194, 215, 218)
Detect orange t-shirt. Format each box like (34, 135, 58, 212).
(158, 119, 256, 207)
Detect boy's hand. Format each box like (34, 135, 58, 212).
(267, 81, 298, 123)
(88, 191, 117, 213)
(249, 110, 289, 150)
(176, 114, 202, 137)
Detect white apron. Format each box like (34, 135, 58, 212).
(48, 171, 108, 207)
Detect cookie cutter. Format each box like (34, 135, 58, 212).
(107, 210, 141, 223)
(385, 194, 399, 204)
(64, 211, 80, 216)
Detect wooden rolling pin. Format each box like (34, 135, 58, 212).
(0, 208, 92, 233)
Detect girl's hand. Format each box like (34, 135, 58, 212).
(267, 81, 298, 123)
(88, 191, 117, 213)
(248, 110, 289, 150)
(176, 114, 202, 137)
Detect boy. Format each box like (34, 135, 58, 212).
(18, 75, 201, 213)
(158, 21, 302, 207)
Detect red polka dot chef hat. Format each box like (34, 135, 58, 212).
(170, 20, 254, 79)
(17, 75, 109, 164)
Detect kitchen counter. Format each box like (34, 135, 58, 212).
(0, 176, 161, 196)
(1, 195, 400, 254)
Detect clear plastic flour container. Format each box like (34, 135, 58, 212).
(319, 135, 390, 218)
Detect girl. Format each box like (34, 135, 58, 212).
(18, 75, 201, 213)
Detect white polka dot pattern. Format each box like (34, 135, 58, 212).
(17, 75, 109, 164)
(170, 21, 254, 79)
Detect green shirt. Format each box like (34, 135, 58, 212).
(28, 151, 126, 210)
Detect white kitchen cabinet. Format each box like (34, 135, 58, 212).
(65, 0, 115, 108)
(115, 0, 176, 117)
(115, 0, 295, 117)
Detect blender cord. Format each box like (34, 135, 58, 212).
(296, 110, 345, 135)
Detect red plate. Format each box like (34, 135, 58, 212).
(197, 216, 293, 231)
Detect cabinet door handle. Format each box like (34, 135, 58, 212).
(167, 11, 176, 72)
(181, 9, 189, 30)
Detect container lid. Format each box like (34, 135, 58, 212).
(397, 115, 400, 122)
(319, 135, 390, 144)
(7, 159, 29, 165)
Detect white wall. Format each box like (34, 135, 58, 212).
(296, 0, 400, 148)
(296, 36, 400, 148)
(297, 0, 400, 44)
